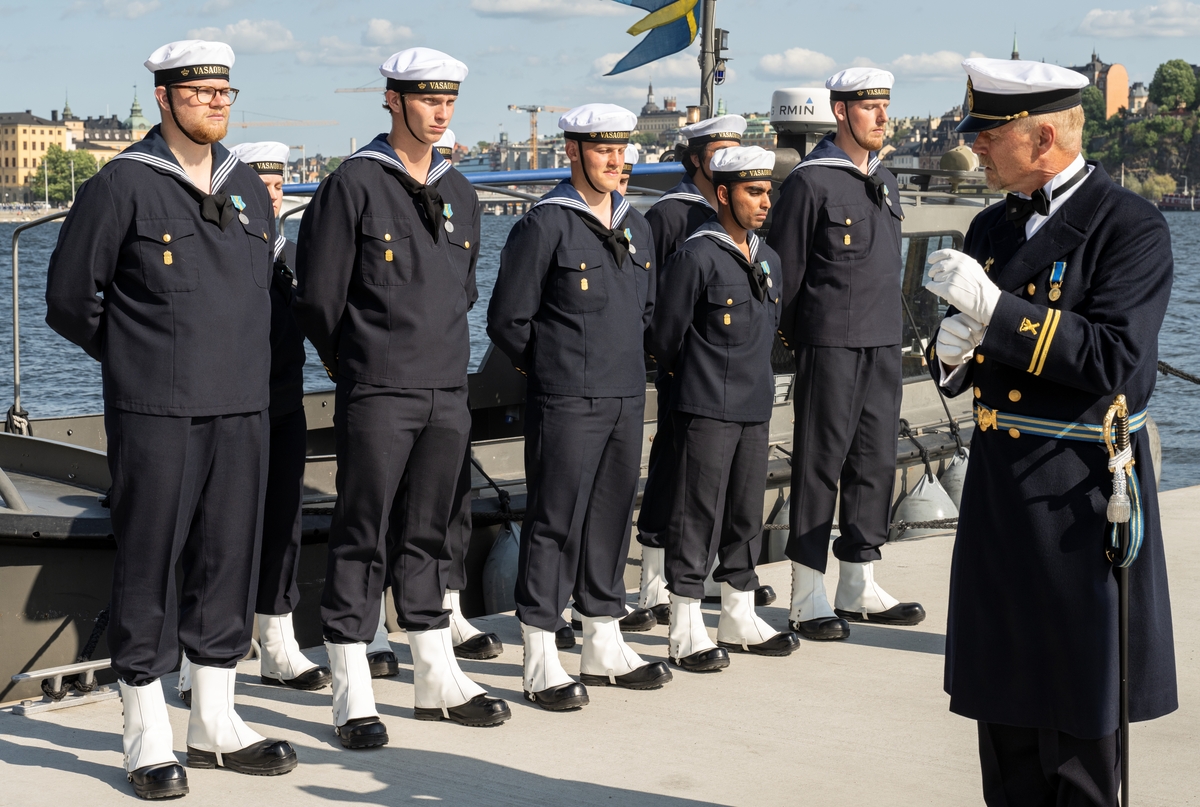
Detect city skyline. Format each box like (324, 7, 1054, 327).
(0, 0, 1196, 155)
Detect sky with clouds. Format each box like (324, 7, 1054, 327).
(0, 0, 1197, 157)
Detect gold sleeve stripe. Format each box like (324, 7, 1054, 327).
(1033, 308, 1061, 376)
(1026, 306, 1054, 374)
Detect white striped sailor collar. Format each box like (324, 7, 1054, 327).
(273, 234, 287, 261)
(109, 125, 241, 194)
(656, 177, 713, 209)
(685, 217, 761, 262)
(532, 179, 630, 229)
(345, 132, 452, 184)
(794, 132, 881, 176)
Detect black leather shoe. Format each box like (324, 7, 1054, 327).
(523, 682, 589, 711)
(670, 647, 729, 672)
(570, 607, 657, 633)
(649, 603, 670, 626)
(260, 665, 331, 691)
(367, 650, 399, 678)
(414, 693, 511, 727)
(580, 661, 672, 690)
(719, 631, 801, 657)
(178, 689, 191, 708)
(789, 616, 850, 641)
(129, 762, 189, 800)
(335, 716, 389, 749)
(186, 739, 298, 775)
(835, 602, 926, 626)
(555, 625, 576, 650)
(755, 585, 777, 607)
(454, 632, 504, 660)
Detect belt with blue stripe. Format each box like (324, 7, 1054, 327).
(973, 404, 1148, 443)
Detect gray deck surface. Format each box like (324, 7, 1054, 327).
(2, 487, 1198, 806)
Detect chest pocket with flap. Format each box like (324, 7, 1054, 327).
(823, 204, 873, 262)
(240, 216, 272, 289)
(553, 246, 608, 314)
(135, 217, 198, 293)
(704, 283, 752, 346)
(360, 216, 414, 286)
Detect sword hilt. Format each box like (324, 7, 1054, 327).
(1105, 395, 1132, 526)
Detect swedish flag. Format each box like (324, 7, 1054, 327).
(606, 0, 700, 76)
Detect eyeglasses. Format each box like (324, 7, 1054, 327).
(172, 85, 240, 104)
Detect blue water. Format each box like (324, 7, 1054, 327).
(2, 212, 1199, 489)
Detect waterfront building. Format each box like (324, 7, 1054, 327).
(635, 82, 687, 142)
(1129, 82, 1149, 114)
(0, 110, 68, 204)
(1068, 51, 1130, 120)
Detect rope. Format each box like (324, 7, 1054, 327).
(901, 295, 963, 449)
(5, 404, 31, 436)
(469, 457, 513, 519)
(1158, 360, 1200, 384)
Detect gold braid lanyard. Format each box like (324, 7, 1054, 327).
(1103, 394, 1133, 560)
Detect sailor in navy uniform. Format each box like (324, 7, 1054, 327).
(294, 47, 510, 747)
(767, 68, 925, 642)
(228, 142, 332, 693)
(637, 115, 746, 623)
(647, 147, 801, 671)
(487, 104, 672, 710)
(45, 40, 297, 799)
(375, 125, 505, 665)
(926, 58, 1177, 805)
(618, 141, 638, 194)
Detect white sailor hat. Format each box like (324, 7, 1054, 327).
(958, 58, 1089, 133)
(825, 67, 894, 101)
(680, 114, 747, 146)
(145, 40, 235, 86)
(380, 48, 468, 95)
(710, 145, 776, 184)
(559, 104, 638, 145)
(622, 143, 640, 174)
(228, 141, 289, 175)
(434, 128, 456, 158)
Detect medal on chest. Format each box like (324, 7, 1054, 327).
(231, 195, 249, 225)
(624, 227, 636, 254)
(443, 203, 454, 233)
(1048, 261, 1066, 302)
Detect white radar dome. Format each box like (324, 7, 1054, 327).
(770, 88, 836, 135)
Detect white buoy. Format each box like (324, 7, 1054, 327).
(889, 472, 958, 542)
(482, 520, 520, 615)
(939, 446, 970, 510)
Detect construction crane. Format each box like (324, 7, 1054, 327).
(334, 88, 384, 93)
(508, 105, 568, 170)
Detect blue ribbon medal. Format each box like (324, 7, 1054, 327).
(443, 203, 454, 233)
(1049, 261, 1066, 301)
(624, 227, 636, 254)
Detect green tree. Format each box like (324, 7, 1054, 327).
(1081, 85, 1107, 123)
(26, 145, 98, 205)
(1137, 171, 1177, 200)
(324, 156, 342, 174)
(630, 132, 659, 147)
(1149, 60, 1196, 110)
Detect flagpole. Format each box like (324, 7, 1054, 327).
(698, 0, 717, 119)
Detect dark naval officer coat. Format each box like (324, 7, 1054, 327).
(269, 238, 306, 416)
(645, 176, 714, 268)
(930, 162, 1177, 739)
(487, 181, 655, 398)
(647, 218, 781, 424)
(768, 133, 903, 349)
(45, 125, 272, 416)
(293, 134, 480, 388)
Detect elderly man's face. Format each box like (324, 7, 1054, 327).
(972, 122, 1040, 192)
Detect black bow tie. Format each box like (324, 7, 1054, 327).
(1005, 164, 1089, 225)
(394, 170, 445, 242)
(200, 193, 236, 230)
(575, 211, 630, 268)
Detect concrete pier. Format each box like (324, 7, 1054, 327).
(2, 486, 1197, 806)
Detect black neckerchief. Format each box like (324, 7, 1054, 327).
(730, 248, 768, 302)
(574, 211, 630, 268)
(394, 170, 445, 242)
(1006, 163, 1089, 225)
(864, 173, 887, 208)
(199, 193, 236, 230)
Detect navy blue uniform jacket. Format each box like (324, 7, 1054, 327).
(269, 238, 306, 416)
(767, 134, 903, 348)
(45, 126, 273, 417)
(647, 219, 781, 423)
(645, 177, 714, 268)
(930, 162, 1177, 738)
(292, 135, 480, 389)
(487, 181, 655, 398)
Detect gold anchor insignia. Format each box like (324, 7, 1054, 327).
(418, 82, 426, 89)
(983, 257, 994, 273)
(1019, 318, 1041, 335)
(163, 250, 173, 265)
(181, 68, 189, 77)
(967, 77, 974, 111)
(976, 407, 997, 432)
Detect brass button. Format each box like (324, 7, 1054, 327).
(384, 233, 392, 242)
(1008, 390, 1022, 402)
(973, 386, 981, 399)
(726, 298, 733, 305)
(845, 218, 852, 225)
(580, 262, 587, 270)
(1027, 283, 1036, 296)
(262, 232, 268, 240)
(975, 353, 985, 364)
(464, 240, 470, 249)
(1008, 428, 1020, 439)
(162, 233, 171, 243)
(644, 261, 651, 269)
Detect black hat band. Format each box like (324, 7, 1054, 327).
(564, 130, 631, 144)
(435, 146, 454, 156)
(965, 82, 1082, 122)
(686, 132, 743, 146)
(155, 64, 230, 86)
(247, 161, 285, 175)
(386, 78, 460, 95)
(830, 88, 890, 101)
(621, 163, 634, 175)
(713, 168, 773, 184)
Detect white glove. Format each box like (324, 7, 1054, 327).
(935, 314, 981, 366)
(924, 249, 1002, 326)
